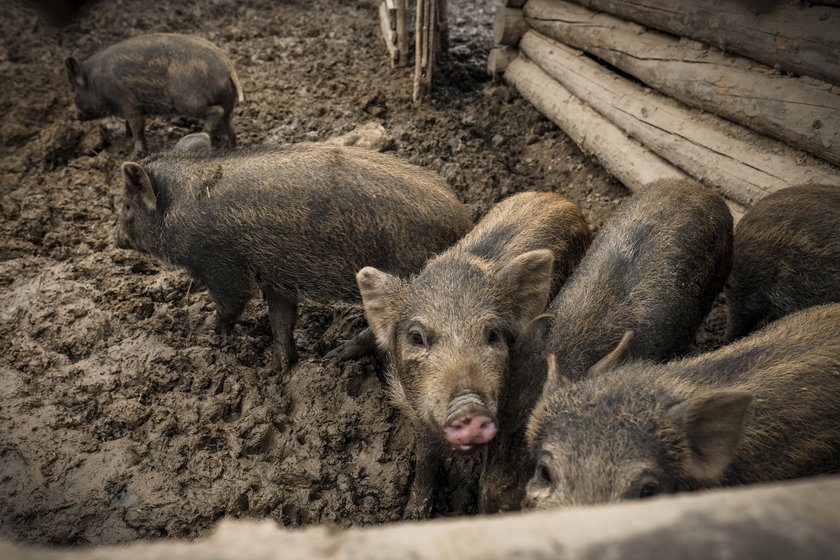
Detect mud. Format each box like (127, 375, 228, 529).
(0, 0, 725, 547)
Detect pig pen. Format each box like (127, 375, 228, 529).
(0, 0, 726, 548)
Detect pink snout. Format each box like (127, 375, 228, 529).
(444, 404, 498, 450)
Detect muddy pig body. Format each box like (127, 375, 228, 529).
(357, 191, 591, 518)
(480, 179, 733, 513)
(525, 303, 840, 509)
(65, 33, 243, 154)
(116, 142, 472, 372)
(726, 184, 840, 340)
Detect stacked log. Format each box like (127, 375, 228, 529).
(491, 0, 840, 212)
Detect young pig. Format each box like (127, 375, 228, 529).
(525, 303, 840, 509)
(480, 179, 733, 513)
(115, 142, 472, 373)
(726, 184, 840, 340)
(65, 33, 243, 155)
(357, 191, 591, 518)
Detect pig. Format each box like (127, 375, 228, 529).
(479, 179, 733, 514)
(65, 33, 243, 155)
(525, 303, 840, 509)
(357, 191, 592, 518)
(115, 142, 472, 373)
(726, 184, 840, 340)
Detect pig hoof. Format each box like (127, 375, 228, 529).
(324, 339, 365, 362)
(402, 497, 433, 521)
(271, 345, 298, 373)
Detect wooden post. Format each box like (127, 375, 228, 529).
(523, 0, 840, 166)
(437, 0, 449, 53)
(396, 0, 408, 67)
(379, 0, 399, 66)
(518, 30, 840, 206)
(413, 0, 437, 102)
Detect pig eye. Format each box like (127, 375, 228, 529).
(407, 330, 425, 347)
(639, 481, 660, 499)
(487, 328, 502, 345)
(535, 461, 552, 486)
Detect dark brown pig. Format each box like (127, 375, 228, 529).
(726, 184, 840, 340)
(65, 33, 243, 155)
(480, 179, 733, 514)
(357, 191, 591, 518)
(525, 303, 840, 509)
(115, 142, 472, 373)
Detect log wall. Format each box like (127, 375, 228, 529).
(489, 0, 840, 211)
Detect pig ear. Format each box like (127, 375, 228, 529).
(667, 391, 752, 482)
(357, 267, 402, 351)
(517, 314, 552, 350)
(496, 249, 554, 329)
(173, 132, 212, 154)
(541, 353, 570, 398)
(122, 162, 157, 212)
(587, 330, 635, 376)
(65, 57, 85, 87)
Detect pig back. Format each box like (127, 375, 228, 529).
(152, 143, 472, 302)
(83, 33, 239, 115)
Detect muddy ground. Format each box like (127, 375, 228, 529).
(0, 0, 726, 547)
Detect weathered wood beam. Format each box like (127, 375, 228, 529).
(524, 0, 840, 166)
(556, 0, 840, 86)
(519, 30, 840, 206)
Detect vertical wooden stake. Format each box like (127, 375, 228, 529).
(396, 0, 408, 67)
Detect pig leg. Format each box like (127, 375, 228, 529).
(205, 106, 236, 148)
(123, 111, 147, 156)
(324, 327, 377, 361)
(267, 292, 299, 373)
(403, 428, 441, 520)
(209, 286, 249, 336)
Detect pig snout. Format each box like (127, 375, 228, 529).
(443, 394, 498, 450)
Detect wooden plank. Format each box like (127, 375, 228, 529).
(519, 30, 840, 206)
(524, 0, 840, 166)
(559, 0, 840, 86)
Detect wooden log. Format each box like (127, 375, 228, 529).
(8, 477, 840, 560)
(487, 46, 518, 76)
(378, 0, 398, 67)
(504, 53, 745, 220)
(493, 7, 528, 46)
(559, 0, 840, 86)
(519, 30, 840, 206)
(524, 0, 840, 167)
